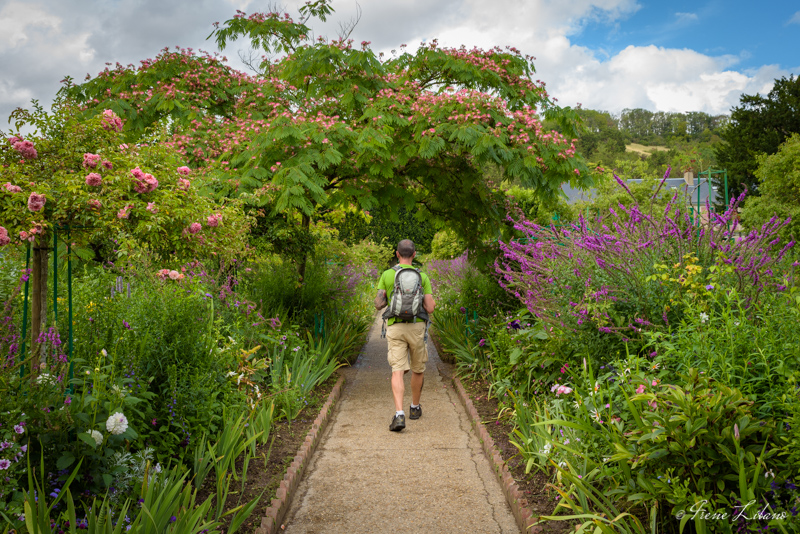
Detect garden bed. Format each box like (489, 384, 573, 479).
(197, 372, 341, 534)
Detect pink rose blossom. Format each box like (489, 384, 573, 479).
(178, 178, 191, 190)
(102, 160, 113, 170)
(13, 140, 37, 159)
(0, 226, 10, 246)
(131, 167, 158, 193)
(85, 173, 103, 186)
(8, 136, 22, 145)
(206, 213, 221, 227)
(187, 222, 202, 234)
(101, 109, 124, 132)
(143, 173, 158, 192)
(27, 193, 46, 212)
(87, 199, 102, 209)
(83, 153, 101, 169)
(146, 202, 158, 213)
(177, 166, 191, 175)
(168, 270, 180, 280)
(3, 182, 22, 193)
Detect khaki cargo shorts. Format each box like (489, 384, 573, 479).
(386, 321, 428, 373)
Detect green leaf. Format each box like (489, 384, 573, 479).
(57, 453, 76, 470)
(77, 432, 98, 449)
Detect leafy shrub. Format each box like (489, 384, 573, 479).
(429, 228, 466, 260)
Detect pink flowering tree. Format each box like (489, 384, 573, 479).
(0, 95, 250, 367)
(68, 1, 590, 276)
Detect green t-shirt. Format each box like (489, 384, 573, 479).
(377, 264, 433, 325)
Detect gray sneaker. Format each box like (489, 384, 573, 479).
(389, 414, 406, 432)
(409, 405, 422, 420)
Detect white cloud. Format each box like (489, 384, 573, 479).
(0, 0, 789, 123)
(789, 11, 800, 25)
(0, 2, 61, 51)
(674, 12, 698, 25)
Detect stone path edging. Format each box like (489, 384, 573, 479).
(254, 374, 346, 534)
(451, 375, 543, 533)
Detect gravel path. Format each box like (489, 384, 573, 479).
(282, 314, 520, 533)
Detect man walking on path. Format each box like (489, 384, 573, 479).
(375, 239, 436, 432)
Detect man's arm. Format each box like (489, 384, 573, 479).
(423, 293, 435, 314)
(375, 289, 387, 310)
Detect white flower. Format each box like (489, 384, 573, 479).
(101, 348, 108, 357)
(226, 371, 237, 378)
(36, 373, 55, 386)
(542, 443, 552, 454)
(590, 408, 602, 422)
(699, 312, 709, 323)
(765, 468, 775, 479)
(153, 463, 162, 474)
(90, 430, 103, 446)
(106, 412, 129, 435)
(590, 382, 600, 396)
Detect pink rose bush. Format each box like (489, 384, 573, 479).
(157, 268, 184, 281)
(3, 182, 22, 193)
(85, 173, 103, 186)
(178, 178, 191, 190)
(12, 139, 37, 159)
(0, 226, 10, 246)
(187, 222, 202, 234)
(131, 167, 158, 193)
(27, 193, 46, 212)
(206, 213, 222, 227)
(83, 153, 101, 169)
(177, 166, 191, 175)
(101, 109, 124, 132)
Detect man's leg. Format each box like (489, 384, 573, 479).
(391, 369, 406, 411)
(410, 371, 424, 406)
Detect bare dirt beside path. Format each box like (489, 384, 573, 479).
(281, 314, 520, 533)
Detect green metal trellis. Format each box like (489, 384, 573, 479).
(17, 225, 77, 390)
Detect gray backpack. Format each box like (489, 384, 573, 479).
(381, 265, 430, 340)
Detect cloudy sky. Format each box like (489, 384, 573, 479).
(1, 0, 798, 125)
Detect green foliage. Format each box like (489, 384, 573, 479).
(429, 229, 466, 260)
(333, 206, 437, 255)
(644, 281, 800, 420)
(70, 6, 591, 265)
(715, 75, 800, 201)
(741, 132, 800, 242)
(505, 185, 577, 226)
